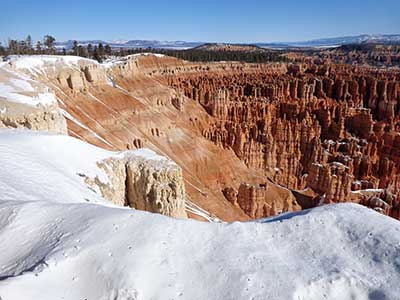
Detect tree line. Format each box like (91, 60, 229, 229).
(0, 35, 288, 64)
(1, 35, 56, 55)
(112, 47, 288, 63)
(0, 35, 111, 62)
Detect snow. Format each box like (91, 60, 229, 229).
(0, 129, 112, 204)
(0, 82, 57, 106)
(102, 53, 165, 68)
(0, 126, 175, 208)
(0, 200, 399, 300)
(7, 55, 98, 71)
(331, 161, 349, 169)
(131, 148, 171, 162)
(0, 66, 57, 107)
(352, 189, 385, 196)
(0, 129, 168, 205)
(185, 200, 222, 222)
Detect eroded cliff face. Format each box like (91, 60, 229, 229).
(0, 56, 188, 219)
(162, 61, 400, 219)
(85, 152, 187, 218)
(3, 54, 398, 221)
(23, 54, 295, 221)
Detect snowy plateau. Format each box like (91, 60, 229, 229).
(0, 55, 399, 300)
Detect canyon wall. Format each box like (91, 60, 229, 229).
(2, 54, 398, 221)
(161, 62, 400, 219)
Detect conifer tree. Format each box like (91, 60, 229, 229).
(72, 40, 79, 56)
(44, 35, 56, 54)
(104, 44, 112, 55)
(0, 42, 5, 56)
(25, 35, 32, 53)
(87, 43, 93, 57)
(98, 43, 104, 57)
(36, 41, 42, 54)
(93, 46, 101, 62)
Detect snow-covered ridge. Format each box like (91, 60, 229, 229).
(0, 62, 58, 107)
(7, 55, 99, 71)
(4, 53, 165, 72)
(0, 129, 175, 205)
(0, 54, 166, 107)
(0, 200, 399, 300)
(102, 53, 165, 68)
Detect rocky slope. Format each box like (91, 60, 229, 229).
(1, 54, 296, 221)
(1, 54, 399, 221)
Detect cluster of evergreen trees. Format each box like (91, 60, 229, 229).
(1, 35, 288, 64)
(3, 35, 56, 55)
(0, 35, 111, 62)
(70, 41, 112, 62)
(113, 47, 288, 63)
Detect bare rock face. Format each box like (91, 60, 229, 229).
(93, 157, 128, 207)
(85, 153, 187, 219)
(0, 102, 67, 134)
(57, 63, 107, 91)
(236, 183, 301, 218)
(126, 156, 187, 218)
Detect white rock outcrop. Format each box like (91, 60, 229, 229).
(92, 152, 187, 218)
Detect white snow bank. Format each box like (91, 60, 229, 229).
(2, 54, 165, 77)
(7, 55, 99, 71)
(0, 66, 57, 107)
(102, 53, 165, 68)
(0, 82, 56, 106)
(0, 129, 171, 205)
(0, 202, 399, 300)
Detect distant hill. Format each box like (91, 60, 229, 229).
(55, 40, 203, 50)
(257, 34, 400, 48)
(54, 34, 400, 50)
(194, 43, 266, 53)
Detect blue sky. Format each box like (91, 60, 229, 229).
(0, 0, 399, 43)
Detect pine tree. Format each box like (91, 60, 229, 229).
(104, 44, 112, 55)
(72, 41, 79, 56)
(36, 41, 42, 54)
(62, 48, 67, 55)
(0, 42, 5, 56)
(25, 35, 32, 53)
(44, 35, 56, 54)
(93, 46, 101, 62)
(98, 43, 104, 57)
(8, 39, 18, 54)
(78, 45, 87, 57)
(87, 43, 93, 58)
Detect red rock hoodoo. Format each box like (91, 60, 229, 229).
(160, 61, 400, 219)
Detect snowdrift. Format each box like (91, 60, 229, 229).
(0, 198, 400, 299)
